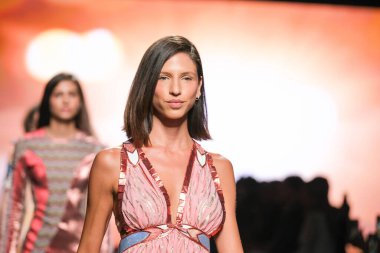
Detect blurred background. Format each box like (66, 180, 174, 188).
(1, 0, 379, 252)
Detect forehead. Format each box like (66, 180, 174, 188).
(161, 52, 197, 72)
(53, 80, 78, 91)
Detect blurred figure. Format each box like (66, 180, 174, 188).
(0, 104, 40, 250)
(346, 219, 365, 252)
(232, 175, 358, 253)
(0, 104, 39, 196)
(0, 73, 112, 253)
(1, 104, 39, 180)
(235, 176, 265, 253)
(268, 176, 306, 253)
(297, 176, 348, 253)
(6, 104, 39, 179)
(364, 216, 380, 253)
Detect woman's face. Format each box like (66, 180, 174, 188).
(153, 52, 202, 121)
(49, 80, 81, 123)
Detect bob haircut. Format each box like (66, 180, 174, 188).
(123, 35, 211, 147)
(37, 72, 93, 136)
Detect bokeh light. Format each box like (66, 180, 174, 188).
(25, 28, 125, 83)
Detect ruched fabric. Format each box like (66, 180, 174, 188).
(115, 141, 225, 253)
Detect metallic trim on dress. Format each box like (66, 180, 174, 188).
(117, 143, 132, 237)
(206, 153, 226, 237)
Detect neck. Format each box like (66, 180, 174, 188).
(148, 115, 193, 150)
(46, 119, 78, 139)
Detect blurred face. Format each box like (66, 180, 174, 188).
(49, 80, 81, 123)
(153, 52, 202, 122)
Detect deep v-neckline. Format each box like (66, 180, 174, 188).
(138, 142, 196, 225)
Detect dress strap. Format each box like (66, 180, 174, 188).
(193, 141, 226, 236)
(116, 142, 138, 236)
(206, 153, 226, 236)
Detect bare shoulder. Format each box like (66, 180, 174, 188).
(209, 152, 237, 209)
(209, 153, 234, 174)
(93, 147, 121, 170)
(209, 152, 236, 184)
(90, 147, 121, 191)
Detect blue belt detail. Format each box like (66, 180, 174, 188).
(198, 233, 210, 251)
(118, 230, 210, 252)
(118, 231, 150, 253)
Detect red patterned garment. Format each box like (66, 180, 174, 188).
(0, 128, 113, 253)
(114, 141, 225, 253)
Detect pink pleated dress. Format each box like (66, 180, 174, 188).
(114, 141, 225, 253)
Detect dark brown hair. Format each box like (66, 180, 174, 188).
(37, 72, 93, 136)
(123, 35, 211, 147)
(23, 105, 39, 133)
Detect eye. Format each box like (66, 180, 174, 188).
(69, 91, 79, 97)
(159, 75, 169, 80)
(183, 76, 193, 81)
(52, 92, 62, 98)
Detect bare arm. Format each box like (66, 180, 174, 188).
(212, 154, 244, 253)
(77, 148, 120, 253)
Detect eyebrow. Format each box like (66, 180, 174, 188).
(160, 71, 196, 75)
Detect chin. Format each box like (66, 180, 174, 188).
(156, 113, 187, 123)
(51, 114, 78, 123)
(154, 106, 192, 122)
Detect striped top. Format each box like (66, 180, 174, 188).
(0, 128, 112, 253)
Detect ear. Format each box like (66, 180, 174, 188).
(197, 77, 203, 98)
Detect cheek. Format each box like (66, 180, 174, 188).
(152, 95, 162, 111)
(152, 85, 165, 107)
(49, 98, 59, 111)
(154, 83, 165, 98)
(185, 84, 200, 98)
(73, 98, 81, 111)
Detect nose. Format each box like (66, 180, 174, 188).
(62, 94, 70, 104)
(169, 78, 181, 96)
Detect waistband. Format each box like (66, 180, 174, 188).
(118, 224, 210, 252)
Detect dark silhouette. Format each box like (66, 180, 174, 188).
(268, 176, 306, 253)
(226, 175, 359, 253)
(297, 177, 346, 253)
(364, 215, 380, 253)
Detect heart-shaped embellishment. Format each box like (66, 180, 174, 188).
(127, 149, 139, 165)
(196, 150, 206, 167)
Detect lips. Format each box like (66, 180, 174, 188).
(167, 99, 184, 109)
(61, 108, 72, 113)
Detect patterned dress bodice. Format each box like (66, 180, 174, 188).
(115, 141, 225, 253)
